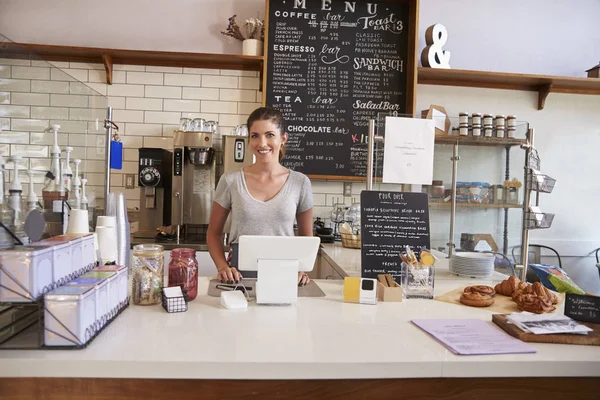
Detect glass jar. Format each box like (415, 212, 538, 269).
(431, 180, 445, 199)
(131, 244, 164, 305)
(168, 248, 199, 301)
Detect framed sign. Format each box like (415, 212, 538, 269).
(264, 0, 419, 180)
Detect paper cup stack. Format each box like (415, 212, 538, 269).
(96, 216, 117, 264)
(66, 209, 89, 234)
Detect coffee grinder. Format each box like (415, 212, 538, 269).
(136, 148, 172, 238)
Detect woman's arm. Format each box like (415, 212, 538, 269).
(296, 207, 314, 285)
(207, 201, 241, 282)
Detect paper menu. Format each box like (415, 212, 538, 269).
(412, 319, 537, 355)
(383, 117, 435, 185)
(506, 312, 592, 335)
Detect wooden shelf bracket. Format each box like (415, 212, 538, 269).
(537, 83, 553, 110)
(102, 53, 113, 85)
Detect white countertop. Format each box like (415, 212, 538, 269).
(1, 277, 598, 380)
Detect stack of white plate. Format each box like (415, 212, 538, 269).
(449, 252, 495, 278)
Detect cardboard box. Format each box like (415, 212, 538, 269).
(377, 281, 404, 302)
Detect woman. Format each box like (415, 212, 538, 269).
(207, 107, 314, 286)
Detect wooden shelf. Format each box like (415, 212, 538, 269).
(418, 67, 600, 110)
(434, 135, 528, 147)
(429, 201, 522, 209)
(2, 43, 264, 84)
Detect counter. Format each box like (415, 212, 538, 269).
(0, 272, 598, 399)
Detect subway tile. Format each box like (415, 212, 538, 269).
(183, 68, 216, 75)
(108, 96, 126, 109)
(30, 131, 68, 146)
(30, 158, 51, 170)
(30, 106, 68, 120)
(120, 135, 144, 148)
(239, 77, 260, 90)
(0, 131, 29, 144)
(143, 137, 173, 149)
(145, 85, 181, 99)
(46, 61, 70, 69)
(164, 73, 201, 87)
(0, 118, 9, 130)
(50, 94, 89, 108)
(12, 66, 50, 80)
(0, 66, 10, 78)
(113, 64, 145, 72)
(86, 146, 107, 160)
(0, 144, 9, 157)
(69, 82, 98, 95)
(201, 75, 237, 89)
(84, 172, 106, 186)
(182, 87, 219, 100)
(51, 68, 74, 81)
(312, 193, 327, 206)
(123, 148, 138, 161)
(238, 102, 262, 115)
(126, 71, 163, 85)
(256, 91, 263, 103)
(313, 181, 343, 194)
(86, 120, 105, 134)
(88, 69, 105, 83)
(218, 114, 247, 127)
(85, 83, 107, 96)
(88, 95, 108, 109)
(113, 109, 144, 123)
(162, 125, 179, 136)
(163, 99, 199, 112)
(11, 144, 48, 158)
(0, 105, 30, 118)
(12, 92, 50, 107)
(11, 118, 48, 132)
(0, 79, 31, 92)
(144, 111, 181, 124)
(121, 161, 138, 174)
(29, 60, 50, 68)
(0, 92, 9, 104)
(31, 80, 70, 94)
(55, 69, 88, 82)
(68, 132, 91, 147)
(126, 97, 162, 111)
(220, 70, 257, 77)
(146, 66, 183, 73)
(201, 100, 237, 114)
(0, 58, 31, 66)
(68, 108, 95, 121)
(124, 123, 163, 137)
(181, 113, 219, 121)
(107, 84, 145, 97)
(220, 88, 256, 102)
(69, 62, 104, 70)
(84, 160, 105, 173)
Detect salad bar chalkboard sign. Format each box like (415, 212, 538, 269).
(265, 0, 418, 179)
(360, 190, 430, 282)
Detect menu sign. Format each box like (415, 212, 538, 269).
(266, 0, 415, 178)
(565, 293, 600, 324)
(360, 191, 430, 282)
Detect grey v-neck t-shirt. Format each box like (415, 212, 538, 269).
(214, 169, 313, 246)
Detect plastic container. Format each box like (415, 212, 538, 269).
(168, 248, 199, 301)
(0, 245, 54, 302)
(94, 265, 128, 308)
(44, 285, 96, 346)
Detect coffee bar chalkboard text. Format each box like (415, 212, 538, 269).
(360, 191, 430, 282)
(565, 293, 600, 324)
(265, 0, 417, 179)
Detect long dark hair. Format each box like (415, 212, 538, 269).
(247, 107, 286, 161)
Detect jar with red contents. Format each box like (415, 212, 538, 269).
(168, 248, 199, 301)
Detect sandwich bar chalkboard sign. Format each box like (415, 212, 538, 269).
(360, 190, 430, 283)
(265, 0, 418, 180)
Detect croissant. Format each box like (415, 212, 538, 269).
(495, 276, 521, 296)
(523, 282, 559, 305)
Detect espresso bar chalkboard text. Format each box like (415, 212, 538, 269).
(266, 0, 413, 179)
(360, 191, 430, 283)
(565, 293, 600, 324)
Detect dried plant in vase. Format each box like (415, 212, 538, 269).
(221, 15, 265, 56)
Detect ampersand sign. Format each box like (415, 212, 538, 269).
(421, 23, 451, 69)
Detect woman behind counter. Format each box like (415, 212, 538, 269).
(207, 107, 314, 286)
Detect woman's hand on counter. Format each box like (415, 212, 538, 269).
(217, 266, 242, 283)
(298, 272, 310, 287)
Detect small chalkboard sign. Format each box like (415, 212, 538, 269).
(360, 191, 430, 283)
(565, 293, 600, 324)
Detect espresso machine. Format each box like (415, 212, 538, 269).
(172, 130, 216, 243)
(135, 148, 172, 238)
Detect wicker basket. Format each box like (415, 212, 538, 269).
(341, 232, 361, 249)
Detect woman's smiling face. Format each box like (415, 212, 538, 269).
(248, 119, 287, 163)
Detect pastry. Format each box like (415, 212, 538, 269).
(519, 282, 560, 305)
(460, 292, 495, 307)
(512, 281, 529, 300)
(464, 285, 496, 297)
(495, 276, 521, 296)
(514, 292, 556, 314)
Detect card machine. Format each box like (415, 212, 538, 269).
(234, 139, 245, 162)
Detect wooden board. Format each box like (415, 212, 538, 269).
(492, 314, 600, 346)
(434, 286, 564, 314)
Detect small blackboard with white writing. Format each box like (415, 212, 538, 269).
(360, 191, 430, 283)
(565, 293, 600, 324)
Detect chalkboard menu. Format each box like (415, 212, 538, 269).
(565, 293, 600, 324)
(360, 191, 430, 282)
(266, 0, 417, 179)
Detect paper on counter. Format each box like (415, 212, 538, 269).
(163, 286, 183, 298)
(506, 312, 592, 335)
(383, 117, 434, 185)
(412, 319, 537, 355)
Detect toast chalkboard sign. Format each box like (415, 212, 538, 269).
(265, 0, 418, 179)
(360, 191, 430, 283)
(565, 293, 600, 324)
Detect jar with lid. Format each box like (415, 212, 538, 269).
(431, 180, 445, 199)
(168, 248, 199, 301)
(131, 244, 164, 305)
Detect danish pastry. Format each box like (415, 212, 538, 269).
(460, 292, 495, 307)
(514, 292, 556, 314)
(464, 285, 496, 297)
